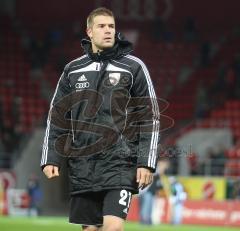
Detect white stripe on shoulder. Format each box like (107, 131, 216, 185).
(71, 60, 92, 69)
(112, 59, 131, 68)
(67, 55, 88, 78)
(106, 63, 132, 75)
(69, 54, 87, 64)
(68, 62, 100, 75)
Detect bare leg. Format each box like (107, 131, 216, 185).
(102, 215, 124, 231)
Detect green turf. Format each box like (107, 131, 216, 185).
(0, 216, 239, 231)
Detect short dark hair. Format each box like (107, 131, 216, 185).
(87, 7, 114, 28)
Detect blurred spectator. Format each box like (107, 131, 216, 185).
(27, 174, 42, 216)
(1, 119, 16, 155)
(177, 66, 193, 86)
(195, 82, 210, 119)
(210, 62, 236, 106)
(233, 53, 240, 98)
(0, 97, 3, 130)
(169, 176, 187, 225)
(152, 16, 174, 42)
(199, 41, 212, 67)
(30, 36, 49, 68)
(205, 146, 226, 176)
(152, 16, 166, 41)
(232, 179, 240, 200)
(225, 67, 237, 99)
(233, 54, 240, 71)
(232, 25, 240, 38)
(183, 17, 198, 42)
(166, 145, 179, 175)
(11, 96, 22, 127)
(162, 77, 173, 99)
(139, 158, 170, 225)
(72, 21, 84, 40)
(213, 62, 227, 92)
(1, 97, 24, 161)
(20, 29, 32, 51)
(30, 66, 43, 82)
(46, 26, 64, 48)
(187, 152, 198, 175)
(39, 78, 52, 103)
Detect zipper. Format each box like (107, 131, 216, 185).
(71, 110, 75, 143)
(97, 50, 103, 70)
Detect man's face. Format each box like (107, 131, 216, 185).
(87, 15, 115, 52)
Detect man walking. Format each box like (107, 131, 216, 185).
(41, 7, 160, 231)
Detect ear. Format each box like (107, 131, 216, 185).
(86, 27, 92, 39)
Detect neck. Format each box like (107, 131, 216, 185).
(92, 45, 103, 53)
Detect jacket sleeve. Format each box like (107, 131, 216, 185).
(40, 65, 71, 169)
(130, 59, 160, 172)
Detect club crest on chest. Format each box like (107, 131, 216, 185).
(108, 73, 121, 86)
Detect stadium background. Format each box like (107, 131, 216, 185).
(0, 0, 240, 230)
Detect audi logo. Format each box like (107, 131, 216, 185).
(75, 82, 90, 89)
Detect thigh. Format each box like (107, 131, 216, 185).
(103, 189, 132, 220)
(69, 192, 104, 226)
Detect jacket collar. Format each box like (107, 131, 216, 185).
(81, 32, 133, 61)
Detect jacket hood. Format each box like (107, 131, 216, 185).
(81, 32, 133, 61)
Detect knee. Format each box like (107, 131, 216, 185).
(103, 215, 124, 231)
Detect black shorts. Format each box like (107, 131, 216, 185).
(69, 189, 133, 226)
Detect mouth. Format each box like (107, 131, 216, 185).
(104, 37, 112, 41)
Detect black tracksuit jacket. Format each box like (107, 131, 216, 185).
(41, 33, 160, 194)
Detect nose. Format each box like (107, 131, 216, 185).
(105, 25, 111, 33)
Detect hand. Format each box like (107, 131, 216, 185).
(43, 165, 59, 179)
(136, 167, 153, 189)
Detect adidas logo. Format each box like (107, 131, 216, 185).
(78, 75, 87, 82)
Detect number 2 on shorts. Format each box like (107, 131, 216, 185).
(119, 189, 132, 208)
